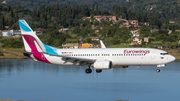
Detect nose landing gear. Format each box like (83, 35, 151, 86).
(156, 68, 160, 73)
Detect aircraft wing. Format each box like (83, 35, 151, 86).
(44, 53, 96, 66)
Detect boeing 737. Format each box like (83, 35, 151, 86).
(18, 19, 176, 74)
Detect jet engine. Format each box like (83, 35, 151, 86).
(93, 60, 112, 70)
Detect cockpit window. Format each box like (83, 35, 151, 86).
(160, 53, 169, 55)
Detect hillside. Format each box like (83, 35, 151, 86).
(0, 0, 125, 10)
(0, 0, 179, 12)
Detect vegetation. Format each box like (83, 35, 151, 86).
(0, 1, 179, 50)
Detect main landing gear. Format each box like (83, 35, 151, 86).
(85, 68, 92, 74)
(96, 69, 102, 73)
(156, 68, 160, 73)
(85, 67, 102, 74)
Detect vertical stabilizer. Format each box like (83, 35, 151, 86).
(18, 20, 46, 53)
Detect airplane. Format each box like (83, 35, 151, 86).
(18, 19, 176, 74)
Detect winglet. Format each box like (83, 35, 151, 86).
(100, 40, 106, 48)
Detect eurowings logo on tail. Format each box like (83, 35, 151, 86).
(18, 19, 58, 63)
(18, 19, 58, 55)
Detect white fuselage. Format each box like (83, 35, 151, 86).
(42, 48, 175, 67)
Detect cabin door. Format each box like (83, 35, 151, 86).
(151, 51, 156, 59)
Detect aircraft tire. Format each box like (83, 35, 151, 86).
(85, 69, 92, 74)
(156, 69, 160, 73)
(96, 69, 102, 73)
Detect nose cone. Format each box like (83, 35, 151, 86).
(169, 55, 176, 62)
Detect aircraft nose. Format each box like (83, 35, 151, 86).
(169, 55, 176, 62)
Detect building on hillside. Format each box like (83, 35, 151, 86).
(144, 37, 149, 43)
(82, 17, 91, 21)
(2, 30, 42, 37)
(102, 16, 117, 21)
(128, 20, 138, 26)
(144, 22, 149, 26)
(2, 1, 6, 4)
(89, 36, 99, 41)
(80, 43, 94, 48)
(122, 20, 129, 26)
(83, 15, 117, 22)
(131, 41, 138, 45)
(2, 30, 13, 36)
(94, 16, 102, 22)
(76, 36, 82, 41)
(175, 30, 180, 32)
(169, 21, 175, 24)
(35, 31, 42, 34)
(58, 28, 69, 32)
(141, 22, 149, 26)
(131, 37, 144, 45)
(131, 29, 140, 37)
(168, 30, 172, 35)
(151, 29, 159, 32)
(62, 43, 79, 49)
(13, 30, 21, 36)
(120, 20, 138, 29)
(95, 30, 99, 33)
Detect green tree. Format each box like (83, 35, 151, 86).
(111, 36, 120, 45)
(84, 37, 92, 43)
(92, 4, 94, 11)
(1, 16, 5, 30)
(82, 19, 90, 27)
(96, 3, 98, 10)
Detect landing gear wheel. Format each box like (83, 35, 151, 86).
(96, 69, 102, 73)
(85, 69, 92, 74)
(156, 69, 160, 73)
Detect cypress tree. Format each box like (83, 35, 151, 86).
(96, 3, 98, 10)
(1, 16, 5, 30)
(92, 4, 94, 11)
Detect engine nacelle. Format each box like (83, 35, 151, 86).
(93, 60, 112, 70)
